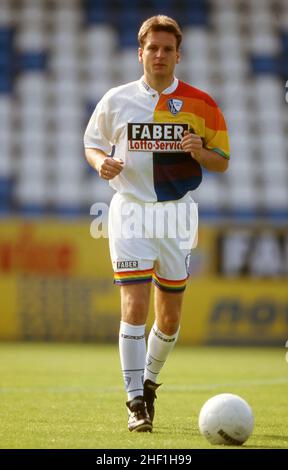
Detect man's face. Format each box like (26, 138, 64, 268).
(138, 30, 180, 80)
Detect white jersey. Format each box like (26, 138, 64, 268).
(84, 76, 229, 203)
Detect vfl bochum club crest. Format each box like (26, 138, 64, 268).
(167, 98, 183, 115)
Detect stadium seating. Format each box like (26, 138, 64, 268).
(0, 0, 287, 218)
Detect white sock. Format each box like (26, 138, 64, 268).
(119, 321, 146, 401)
(144, 321, 179, 383)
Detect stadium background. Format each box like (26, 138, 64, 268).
(0, 0, 287, 346)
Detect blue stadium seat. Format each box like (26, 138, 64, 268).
(251, 55, 279, 75)
(19, 204, 47, 216)
(182, 7, 209, 26)
(279, 54, 288, 77)
(85, 3, 111, 24)
(18, 52, 47, 71)
(0, 177, 13, 212)
(55, 206, 86, 217)
(0, 50, 13, 68)
(0, 74, 13, 94)
(198, 207, 223, 220)
(281, 32, 288, 52)
(117, 9, 143, 29)
(0, 27, 14, 49)
(114, 0, 143, 7)
(0, 27, 15, 94)
(151, 0, 174, 7)
(118, 27, 139, 47)
(223, 208, 260, 221)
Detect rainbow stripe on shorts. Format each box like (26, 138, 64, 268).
(113, 269, 187, 292)
(152, 273, 187, 293)
(114, 268, 154, 285)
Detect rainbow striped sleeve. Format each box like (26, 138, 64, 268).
(203, 98, 230, 160)
(154, 81, 230, 160)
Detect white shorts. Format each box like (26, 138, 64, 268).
(108, 192, 198, 292)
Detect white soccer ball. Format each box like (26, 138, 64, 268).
(198, 393, 254, 446)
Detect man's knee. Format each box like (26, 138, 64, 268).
(156, 312, 180, 335)
(154, 289, 183, 334)
(123, 295, 148, 315)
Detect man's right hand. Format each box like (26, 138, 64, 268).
(97, 157, 124, 180)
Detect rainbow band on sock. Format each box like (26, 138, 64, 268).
(152, 273, 187, 292)
(114, 268, 154, 285)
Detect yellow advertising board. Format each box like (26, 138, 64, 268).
(0, 219, 287, 345)
(181, 278, 287, 345)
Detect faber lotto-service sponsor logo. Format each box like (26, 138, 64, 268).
(127, 122, 188, 152)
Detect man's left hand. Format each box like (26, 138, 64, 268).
(181, 130, 203, 160)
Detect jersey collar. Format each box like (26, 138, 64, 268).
(139, 76, 179, 96)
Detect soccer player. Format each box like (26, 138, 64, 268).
(84, 15, 230, 432)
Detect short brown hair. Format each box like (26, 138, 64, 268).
(138, 15, 182, 50)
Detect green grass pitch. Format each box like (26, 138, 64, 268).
(0, 343, 287, 449)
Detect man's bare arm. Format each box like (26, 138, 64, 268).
(181, 131, 229, 173)
(192, 147, 229, 173)
(85, 148, 124, 180)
